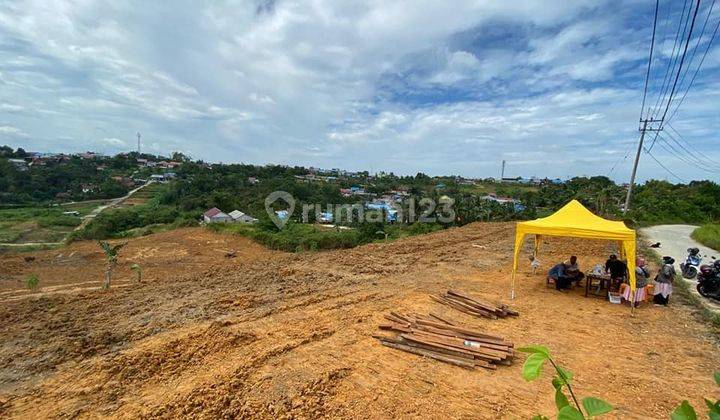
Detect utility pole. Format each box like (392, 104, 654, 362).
(500, 160, 506, 181)
(624, 118, 663, 212)
(137, 132, 141, 154)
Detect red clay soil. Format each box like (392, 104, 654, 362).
(0, 224, 718, 419)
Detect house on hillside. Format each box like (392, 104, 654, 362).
(203, 207, 232, 223)
(29, 157, 47, 167)
(81, 184, 98, 193)
(8, 158, 28, 171)
(229, 210, 258, 224)
(78, 151, 102, 159)
(481, 194, 525, 212)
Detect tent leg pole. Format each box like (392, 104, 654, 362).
(510, 272, 516, 300)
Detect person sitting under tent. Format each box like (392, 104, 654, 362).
(605, 254, 627, 292)
(563, 255, 584, 286)
(548, 263, 570, 291)
(548, 256, 583, 291)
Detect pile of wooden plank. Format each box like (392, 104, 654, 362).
(374, 312, 515, 370)
(431, 290, 519, 319)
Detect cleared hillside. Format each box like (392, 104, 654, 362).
(0, 224, 718, 418)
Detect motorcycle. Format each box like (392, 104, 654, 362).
(696, 260, 720, 301)
(680, 247, 702, 279)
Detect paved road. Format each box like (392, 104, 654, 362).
(641, 224, 720, 312)
(641, 224, 720, 264)
(74, 181, 153, 231)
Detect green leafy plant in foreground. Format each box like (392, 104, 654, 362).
(26, 273, 39, 291)
(670, 372, 720, 420)
(518, 345, 613, 419)
(98, 240, 126, 290)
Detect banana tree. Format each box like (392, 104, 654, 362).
(130, 263, 142, 283)
(98, 241, 126, 290)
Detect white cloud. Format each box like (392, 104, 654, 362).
(99, 137, 126, 147)
(0, 125, 28, 138)
(0, 0, 716, 182)
(0, 103, 25, 112)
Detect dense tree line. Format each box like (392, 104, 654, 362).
(4, 144, 720, 241)
(0, 155, 129, 204)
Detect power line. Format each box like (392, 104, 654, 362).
(655, 131, 720, 173)
(626, 1, 702, 210)
(654, 137, 699, 167)
(657, 132, 715, 169)
(640, 0, 661, 122)
(649, 0, 692, 118)
(646, 128, 662, 152)
(674, 0, 716, 93)
(667, 0, 720, 123)
(666, 123, 720, 168)
(608, 141, 635, 175)
(643, 147, 687, 181)
(656, 0, 702, 125)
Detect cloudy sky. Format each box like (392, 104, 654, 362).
(1, 0, 719, 182)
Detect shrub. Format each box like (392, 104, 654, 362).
(74, 204, 180, 240)
(519, 345, 613, 419)
(26, 274, 39, 290)
(671, 372, 719, 419)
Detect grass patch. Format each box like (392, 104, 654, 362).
(114, 223, 177, 239)
(70, 203, 198, 241)
(691, 224, 720, 251)
(209, 222, 361, 252)
(208, 221, 445, 253)
(0, 207, 82, 244)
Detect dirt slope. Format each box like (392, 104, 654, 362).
(1, 224, 718, 419)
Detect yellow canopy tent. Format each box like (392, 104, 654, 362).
(511, 200, 637, 300)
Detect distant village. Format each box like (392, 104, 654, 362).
(4, 148, 563, 226)
(6, 150, 182, 195)
(200, 166, 562, 226)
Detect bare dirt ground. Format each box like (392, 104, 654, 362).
(1, 224, 718, 419)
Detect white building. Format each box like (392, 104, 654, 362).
(229, 209, 258, 224)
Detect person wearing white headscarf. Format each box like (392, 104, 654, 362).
(622, 257, 649, 307)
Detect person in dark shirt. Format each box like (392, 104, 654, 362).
(563, 255, 584, 286)
(605, 254, 627, 291)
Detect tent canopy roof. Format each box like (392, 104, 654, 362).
(516, 199, 634, 240)
(511, 199, 638, 299)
